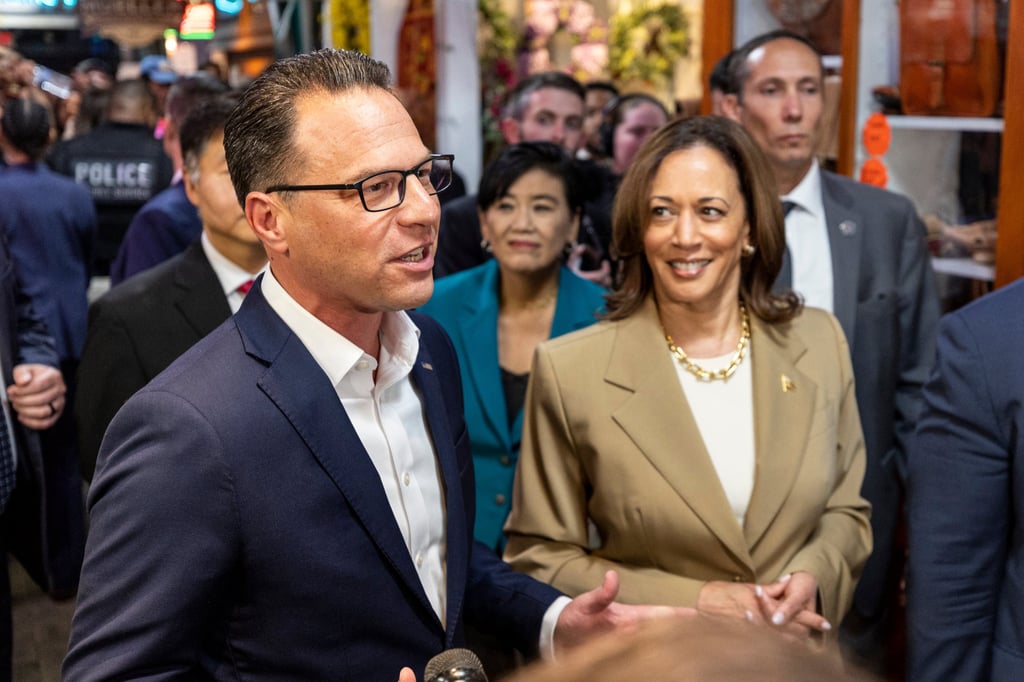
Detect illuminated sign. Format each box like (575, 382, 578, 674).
(0, 0, 77, 12)
(180, 1, 215, 40)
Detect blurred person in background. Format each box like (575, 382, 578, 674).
(110, 74, 231, 285)
(579, 80, 618, 163)
(0, 100, 93, 584)
(48, 79, 174, 277)
(76, 94, 265, 481)
(504, 116, 871, 640)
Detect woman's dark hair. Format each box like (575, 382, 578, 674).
(605, 115, 801, 323)
(476, 141, 583, 216)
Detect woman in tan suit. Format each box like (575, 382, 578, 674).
(504, 116, 871, 638)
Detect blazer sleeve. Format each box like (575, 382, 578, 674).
(889, 206, 940, 482)
(504, 343, 710, 607)
(781, 314, 873, 628)
(64, 389, 239, 680)
(905, 311, 1007, 681)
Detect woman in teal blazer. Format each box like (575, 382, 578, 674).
(421, 142, 605, 552)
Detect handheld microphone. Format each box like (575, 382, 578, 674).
(424, 648, 488, 682)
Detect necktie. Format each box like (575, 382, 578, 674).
(774, 200, 797, 292)
(0, 409, 16, 514)
(236, 280, 255, 295)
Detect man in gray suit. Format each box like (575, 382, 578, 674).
(721, 30, 939, 672)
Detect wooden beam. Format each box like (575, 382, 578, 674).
(699, 0, 734, 115)
(995, 0, 1024, 287)
(836, 0, 860, 177)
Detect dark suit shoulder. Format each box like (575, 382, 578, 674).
(95, 250, 193, 309)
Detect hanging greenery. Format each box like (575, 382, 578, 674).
(330, 0, 371, 54)
(608, 2, 690, 85)
(478, 0, 518, 157)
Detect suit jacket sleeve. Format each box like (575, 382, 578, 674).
(780, 313, 872, 627)
(504, 343, 710, 606)
(890, 207, 939, 482)
(74, 298, 151, 482)
(906, 311, 1006, 681)
(64, 389, 238, 680)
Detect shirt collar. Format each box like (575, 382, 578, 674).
(259, 268, 421, 389)
(781, 162, 824, 220)
(200, 232, 265, 298)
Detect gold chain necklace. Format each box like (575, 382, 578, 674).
(664, 303, 751, 382)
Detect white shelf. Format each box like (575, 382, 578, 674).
(886, 116, 1004, 133)
(931, 257, 995, 281)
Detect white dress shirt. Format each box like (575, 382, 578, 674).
(260, 269, 448, 622)
(200, 233, 265, 314)
(782, 163, 834, 313)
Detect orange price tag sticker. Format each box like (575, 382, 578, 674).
(860, 158, 888, 188)
(862, 112, 892, 157)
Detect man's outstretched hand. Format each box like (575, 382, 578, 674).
(553, 570, 695, 656)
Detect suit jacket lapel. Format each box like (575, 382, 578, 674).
(410, 344, 467, 643)
(743, 317, 817, 550)
(171, 242, 232, 338)
(454, 262, 509, 451)
(605, 298, 753, 570)
(821, 172, 861, 344)
(235, 285, 440, 628)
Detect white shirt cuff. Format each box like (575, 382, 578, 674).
(538, 595, 572, 660)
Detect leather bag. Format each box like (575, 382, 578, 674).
(899, 0, 1000, 116)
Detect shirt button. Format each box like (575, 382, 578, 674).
(500, 455, 511, 466)
(356, 359, 370, 371)
(402, 472, 410, 486)
(415, 553, 424, 568)
(494, 494, 506, 506)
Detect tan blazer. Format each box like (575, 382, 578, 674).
(504, 297, 872, 629)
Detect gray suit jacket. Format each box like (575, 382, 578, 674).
(818, 170, 939, 618)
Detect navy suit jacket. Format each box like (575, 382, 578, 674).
(906, 278, 1024, 681)
(109, 181, 202, 286)
(0, 161, 95, 362)
(419, 261, 605, 548)
(817, 170, 939, 620)
(64, 280, 560, 680)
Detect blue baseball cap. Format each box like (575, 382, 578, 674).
(140, 55, 177, 85)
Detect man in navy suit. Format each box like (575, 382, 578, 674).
(64, 49, 682, 681)
(721, 30, 940, 669)
(906, 278, 1024, 681)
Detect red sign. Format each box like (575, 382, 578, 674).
(181, 2, 216, 40)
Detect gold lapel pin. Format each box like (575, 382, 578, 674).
(421, 362, 434, 371)
(781, 375, 796, 392)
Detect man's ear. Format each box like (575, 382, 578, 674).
(182, 170, 199, 208)
(245, 192, 288, 256)
(499, 117, 520, 145)
(720, 93, 742, 122)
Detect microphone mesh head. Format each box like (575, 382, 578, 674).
(424, 648, 487, 681)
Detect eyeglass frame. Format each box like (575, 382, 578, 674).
(263, 153, 455, 213)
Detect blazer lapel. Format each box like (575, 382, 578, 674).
(171, 242, 232, 337)
(821, 172, 861, 345)
(605, 298, 753, 570)
(743, 317, 817, 551)
(410, 344, 467, 644)
(236, 285, 440, 627)
(455, 263, 510, 451)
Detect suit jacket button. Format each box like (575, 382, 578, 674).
(494, 494, 506, 506)
(500, 455, 511, 466)
(732, 575, 743, 582)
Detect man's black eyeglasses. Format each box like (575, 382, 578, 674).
(264, 154, 455, 213)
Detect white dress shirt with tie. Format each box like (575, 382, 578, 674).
(781, 163, 834, 313)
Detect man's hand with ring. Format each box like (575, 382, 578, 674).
(7, 364, 65, 430)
